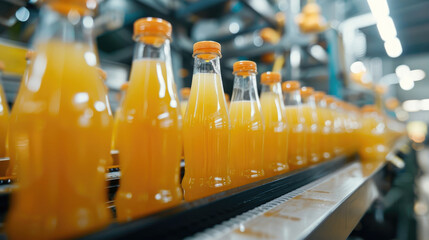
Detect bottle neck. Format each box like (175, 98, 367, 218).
(33, 6, 95, 47)
(261, 82, 282, 96)
(193, 54, 221, 75)
(302, 95, 317, 107)
(231, 73, 259, 102)
(133, 39, 171, 62)
(284, 90, 302, 105)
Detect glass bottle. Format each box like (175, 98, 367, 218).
(325, 96, 345, 156)
(0, 61, 9, 158)
(114, 18, 183, 221)
(229, 61, 264, 187)
(180, 87, 191, 115)
(6, 0, 113, 238)
(300, 87, 321, 164)
(359, 105, 389, 161)
(182, 41, 231, 201)
(260, 71, 288, 177)
(111, 82, 128, 153)
(282, 81, 307, 170)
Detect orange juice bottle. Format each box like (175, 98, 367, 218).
(325, 97, 345, 156)
(322, 96, 336, 157)
(182, 41, 231, 201)
(0, 62, 9, 158)
(314, 91, 333, 160)
(282, 81, 307, 170)
(180, 87, 191, 115)
(7, 51, 35, 177)
(6, 1, 113, 239)
(358, 105, 389, 161)
(300, 87, 321, 164)
(229, 61, 264, 186)
(111, 82, 128, 152)
(114, 18, 183, 221)
(260, 72, 288, 177)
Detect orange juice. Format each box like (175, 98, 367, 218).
(7, 51, 35, 177)
(326, 97, 345, 156)
(358, 105, 389, 161)
(283, 81, 307, 170)
(182, 41, 231, 201)
(6, 39, 112, 239)
(115, 18, 183, 221)
(260, 72, 288, 177)
(111, 82, 128, 152)
(313, 91, 332, 160)
(229, 61, 264, 186)
(322, 95, 338, 157)
(0, 62, 9, 158)
(180, 87, 191, 115)
(300, 87, 321, 164)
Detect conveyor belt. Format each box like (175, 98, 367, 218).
(190, 160, 384, 240)
(81, 155, 352, 239)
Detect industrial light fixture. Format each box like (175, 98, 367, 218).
(402, 98, 429, 112)
(384, 37, 402, 58)
(350, 61, 366, 73)
(367, 0, 402, 58)
(367, 0, 389, 20)
(395, 65, 426, 90)
(376, 16, 397, 41)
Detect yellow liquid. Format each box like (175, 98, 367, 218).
(302, 105, 321, 164)
(180, 101, 188, 116)
(182, 73, 231, 201)
(115, 59, 183, 221)
(0, 83, 9, 158)
(229, 101, 264, 187)
(285, 106, 307, 170)
(316, 107, 334, 160)
(331, 109, 345, 156)
(358, 115, 389, 161)
(260, 92, 288, 177)
(110, 106, 121, 151)
(6, 41, 112, 239)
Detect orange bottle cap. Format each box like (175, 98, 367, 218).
(0, 61, 5, 71)
(180, 87, 191, 98)
(324, 96, 335, 104)
(233, 60, 257, 75)
(25, 50, 35, 61)
(96, 67, 107, 81)
(300, 86, 314, 97)
(282, 80, 301, 92)
(48, 0, 97, 15)
(361, 105, 377, 113)
(134, 17, 172, 45)
(120, 82, 129, 91)
(261, 71, 281, 84)
(193, 41, 221, 59)
(313, 91, 325, 101)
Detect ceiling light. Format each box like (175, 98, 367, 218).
(410, 69, 425, 81)
(376, 16, 397, 41)
(15, 7, 30, 22)
(350, 61, 366, 74)
(367, 0, 390, 20)
(384, 38, 403, 58)
(395, 65, 410, 78)
(229, 22, 240, 34)
(399, 77, 414, 91)
(403, 100, 420, 112)
(420, 99, 429, 111)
